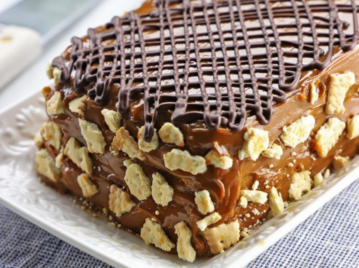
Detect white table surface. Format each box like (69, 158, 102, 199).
(0, 0, 145, 108)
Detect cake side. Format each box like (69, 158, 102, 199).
(34, 0, 359, 262)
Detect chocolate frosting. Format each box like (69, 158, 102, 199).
(52, 0, 359, 141)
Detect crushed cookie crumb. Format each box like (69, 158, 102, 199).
(77, 173, 98, 198)
(325, 72, 355, 114)
(324, 169, 331, 179)
(262, 143, 283, 160)
(238, 128, 269, 161)
(123, 159, 133, 168)
(240, 190, 268, 204)
(239, 196, 248, 208)
(205, 149, 233, 169)
(158, 122, 185, 147)
(252, 180, 259, 190)
(47, 91, 64, 116)
(241, 231, 249, 238)
(79, 119, 106, 154)
(313, 117, 346, 157)
(174, 221, 196, 262)
(252, 208, 260, 215)
(124, 164, 151, 201)
(313, 173, 324, 187)
(152, 173, 174, 207)
(333, 155, 349, 170)
(310, 83, 319, 104)
(203, 220, 240, 254)
(280, 115, 315, 148)
(164, 149, 207, 175)
(347, 115, 359, 139)
(269, 187, 284, 217)
(289, 170, 312, 201)
(64, 137, 92, 175)
(112, 127, 145, 160)
(138, 126, 159, 152)
(109, 185, 135, 217)
(101, 109, 122, 133)
(195, 190, 215, 215)
(141, 219, 175, 252)
(69, 95, 87, 115)
(35, 149, 60, 182)
(196, 212, 222, 231)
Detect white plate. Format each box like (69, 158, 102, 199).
(0, 91, 358, 268)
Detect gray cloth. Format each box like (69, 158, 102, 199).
(1, 180, 358, 268)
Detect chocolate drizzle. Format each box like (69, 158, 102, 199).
(52, 0, 359, 141)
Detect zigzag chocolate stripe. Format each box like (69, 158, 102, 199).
(52, 0, 359, 141)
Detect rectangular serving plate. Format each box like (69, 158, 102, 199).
(0, 90, 358, 268)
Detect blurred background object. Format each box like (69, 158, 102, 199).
(0, 0, 100, 89)
(0, 0, 144, 109)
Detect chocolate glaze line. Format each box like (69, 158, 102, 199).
(302, 0, 321, 69)
(167, 0, 191, 128)
(149, 1, 166, 139)
(336, 0, 358, 51)
(255, 0, 273, 123)
(236, 0, 263, 125)
(117, 16, 127, 110)
(202, 0, 222, 129)
(136, 12, 153, 138)
(52, 0, 359, 141)
(117, 13, 137, 113)
(190, 0, 217, 129)
(218, 0, 246, 131)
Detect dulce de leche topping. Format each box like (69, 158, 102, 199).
(34, 0, 359, 261)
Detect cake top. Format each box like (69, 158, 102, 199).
(52, 0, 359, 141)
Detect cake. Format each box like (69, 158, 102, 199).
(34, 0, 359, 262)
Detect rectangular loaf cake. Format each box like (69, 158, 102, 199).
(34, 0, 359, 262)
